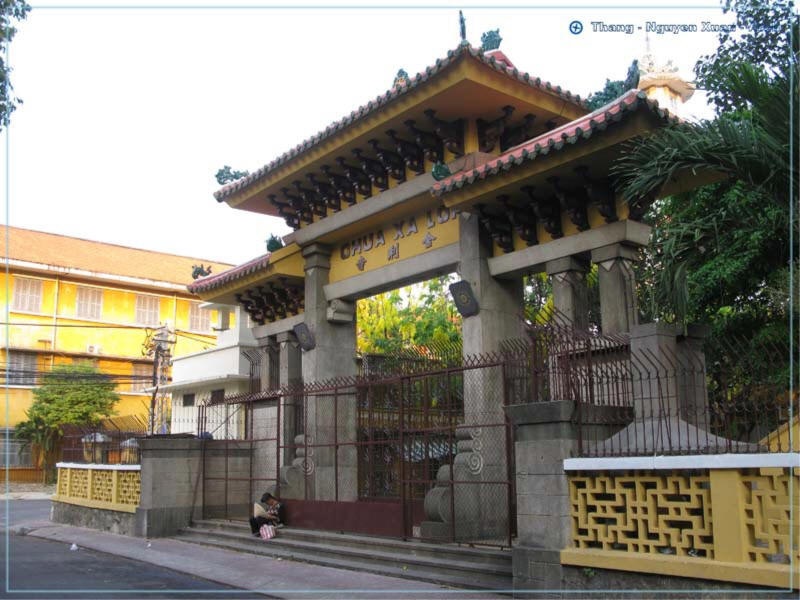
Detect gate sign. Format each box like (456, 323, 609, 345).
(329, 205, 459, 283)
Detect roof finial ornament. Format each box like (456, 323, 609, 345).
(393, 68, 410, 89)
(459, 10, 467, 45)
(480, 29, 502, 52)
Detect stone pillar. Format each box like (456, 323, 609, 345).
(591, 243, 639, 334)
(630, 322, 711, 423)
(545, 256, 589, 329)
(277, 331, 301, 466)
(298, 243, 357, 501)
(506, 401, 624, 595)
(135, 437, 205, 537)
(256, 336, 279, 392)
(422, 213, 522, 541)
(459, 213, 523, 356)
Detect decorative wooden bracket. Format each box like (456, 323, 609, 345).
(352, 148, 389, 191)
(321, 165, 356, 206)
(521, 185, 562, 238)
(475, 202, 514, 253)
(404, 119, 444, 163)
(336, 157, 372, 199)
(548, 176, 589, 232)
(281, 187, 313, 224)
(293, 180, 326, 218)
(386, 129, 425, 175)
(498, 194, 538, 246)
(501, 114, 536, 151)
(575, 166, 617, 223)
(424, 109, 464, 157)
(368, 138, 406, 183)
(477, 105, 515, 153)
(306, 173, 339, 213)
(268, 194, 300, 230)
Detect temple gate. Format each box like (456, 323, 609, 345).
(188, 41, 706, 548)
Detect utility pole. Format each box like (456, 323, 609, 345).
(143, 325, 176, 435)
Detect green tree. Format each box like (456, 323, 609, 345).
(215, 165, 250, 185)
(357, 276, 461, 356)
(695, 0, 797, 112)
(612, 0, 798, 437)
(0, 0, 31, 130)
(16, 364, 119, 476)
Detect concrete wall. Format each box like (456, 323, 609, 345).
(51, 501, 137, 537)
(135, 437, 204, 537)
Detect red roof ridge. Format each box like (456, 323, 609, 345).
(187, 252, 271, 295)
(214, 44, 588, 203)
(430, 90, 678, 197)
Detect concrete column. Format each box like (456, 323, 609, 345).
(135, 438, 205, 537)
(255, 335, 279, 392)
(421, 213, 522, 541)
(506, 401, 624, 595)
(299, 244, 357, 501)
(545, 256, 589, 329)
(630, 322, 710, 422)
(591, 243, 639, 334)
(277, 331, 301, 467)
(458, 213, 523, 357)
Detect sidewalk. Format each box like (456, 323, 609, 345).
(2, 482, 56, 500)
(9, 509, 505, 599)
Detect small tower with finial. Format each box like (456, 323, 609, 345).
(636, 33, 695, 113)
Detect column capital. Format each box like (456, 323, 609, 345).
(302, 243, 333, 270)
(590, 242, 639, 264)
(545, 256, 589, 276)
(275, 331, 298, 345)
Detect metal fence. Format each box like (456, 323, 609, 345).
(197, 354, 515, 546)
(509, 321, 795, 456)
(194, 319, 793, 543)
(60, 415, 147, 465)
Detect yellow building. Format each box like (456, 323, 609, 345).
(1, 226, 233, 462)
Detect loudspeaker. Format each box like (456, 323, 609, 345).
(449, 280, 480, 317)
(292, 323, 316, 351)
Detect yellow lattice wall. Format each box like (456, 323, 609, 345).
(562, 467, 799, 589)
(54, 464, 140, 513)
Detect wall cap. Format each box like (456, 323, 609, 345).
(564, 452, 799, 471)
(56, 462, 141, 471)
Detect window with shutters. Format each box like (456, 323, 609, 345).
(76, 286, 103, 319)
(7, 352, 37, 386)
(189, 302, 211, 332)
(135, 295, 160, 325)
(12, 277, 42, 313)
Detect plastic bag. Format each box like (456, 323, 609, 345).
(259, 524, 276, 540)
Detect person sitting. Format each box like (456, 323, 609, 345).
(249, 492, 284, 536)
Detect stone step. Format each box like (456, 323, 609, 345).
(189, 518, 511, 568)
(177, 522, 512, 592)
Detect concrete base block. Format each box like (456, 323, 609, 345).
(51, 501, 137, 537)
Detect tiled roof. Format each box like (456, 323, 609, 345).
(187, 252, 271, 295)
(214, 43, 588, 203)
(430, 90, 678, 197)
(2, 226, 233, 287)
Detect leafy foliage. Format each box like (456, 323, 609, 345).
(0, 0, 31, 130)
(266, 233, 284, 252)
(695, 0, 798, 112)
(356, 276, 461, 355)
(586, 60, 640, 110)
(16, 365, 119, 472)
(215, 165, 250, 185)
(615, 0, 798, 432)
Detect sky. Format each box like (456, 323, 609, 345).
(3, 0, 732, 266)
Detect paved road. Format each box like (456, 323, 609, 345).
(2, 500, 265, 599)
